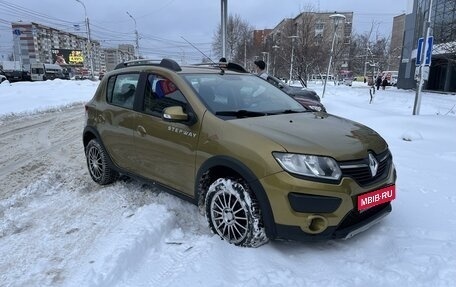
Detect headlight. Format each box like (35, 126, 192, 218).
(273, 152, 342, 180)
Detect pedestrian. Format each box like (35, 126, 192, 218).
(219, 57, 228, 70)
(382, 77, 388, 90)
(254, 60, 268, 80)
(376, 75, 382, 90)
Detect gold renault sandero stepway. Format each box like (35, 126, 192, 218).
(83, 59, 397, 247)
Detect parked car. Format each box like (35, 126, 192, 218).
(83, 59, 396, 247)
(265, 75, 326, 112)
(0, 69, 6, 83)
(338, 77, 353, 86)
(3, 70, 24, 82)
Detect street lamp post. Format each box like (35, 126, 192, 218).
(272, 45, 280, 76)
(75, 0, 94, 79)
(126, 11, 140, 59)
(288, 35, 298, 84)
(322, 13, 346, 98)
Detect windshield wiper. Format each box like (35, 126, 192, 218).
(215, 110, 267, 118)
(280, 109, 303, 114)
(270, 109, 307, 115)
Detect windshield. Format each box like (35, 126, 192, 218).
(182, 73, 305, 117)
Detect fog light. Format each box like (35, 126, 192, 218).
(307, 215, 328, 233)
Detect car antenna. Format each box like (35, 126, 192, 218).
(180, 36, 225, 74)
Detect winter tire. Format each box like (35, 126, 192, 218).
(85, 139, 118, 185)
(205, 177, 268, 247)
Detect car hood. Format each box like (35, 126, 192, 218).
(231, 113, 387, 160)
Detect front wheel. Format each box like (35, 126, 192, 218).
(85, 139, 118, 185)
(205, 177, 268, 247)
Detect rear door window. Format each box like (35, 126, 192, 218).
(107, 73, 140, 109)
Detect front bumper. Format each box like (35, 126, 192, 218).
(275, 202, 392, 241)
(259, 165, 396, 241)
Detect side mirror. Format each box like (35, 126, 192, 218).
(163, 106, 188, 122)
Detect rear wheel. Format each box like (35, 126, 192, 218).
(85, 139, 118, 185)
(205, 177, 268, 247)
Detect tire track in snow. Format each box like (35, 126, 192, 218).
(69, 204, 197, 287)
(134, 235, 212, 287)
(0, 105, 84, 199)
(80, 194, 215, 287)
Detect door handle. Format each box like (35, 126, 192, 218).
(136, 125, 147, 137)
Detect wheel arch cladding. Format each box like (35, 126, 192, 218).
(83, 126, 99, 148)
(195, 155, 277, 239)
(83, 126, 117, 170)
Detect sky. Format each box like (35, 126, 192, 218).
(1, 78, 456, 286)
(0, 0, 409, 62)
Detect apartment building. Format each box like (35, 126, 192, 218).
(10, 21, 138, 76)
(11, 22, 101, 73)
(103, 44, 135, 72)
(254, 12, 353, 79)
(389, 14, 406, 71)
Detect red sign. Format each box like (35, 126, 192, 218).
(358, 185, 396, 211)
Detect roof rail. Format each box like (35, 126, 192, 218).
(114, 58, 182, 71)
(192, 61, 248, 73)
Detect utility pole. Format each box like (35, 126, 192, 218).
(221, 0, 228, 58)
(363, 47, 370, 81)
(75, 0, 94, 79)
(126, 11, 140, 59)
(244, 39, 247, 68)
(413, 0, 433, 115)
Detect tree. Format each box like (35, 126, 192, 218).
(349, 33, 371, 76)
(349, 21, 390, 82)
(212, 14, 254, 65)
(293, 12, 329, 86)
(263, 9, 331, 86)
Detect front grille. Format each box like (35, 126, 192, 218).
(339, 149, 392, 186)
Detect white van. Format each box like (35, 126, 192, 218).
(30, 63, 64, 81)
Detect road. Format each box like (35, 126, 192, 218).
(0, 105, 85, 200)
(0, 105, 147, 286)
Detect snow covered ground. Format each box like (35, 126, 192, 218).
(1, 79, 456, 287)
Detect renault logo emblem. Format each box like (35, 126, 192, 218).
(368, 153, 378, 177)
